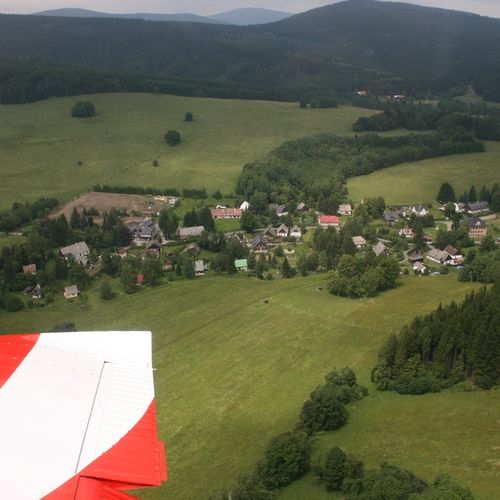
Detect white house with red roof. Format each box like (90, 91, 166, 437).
(318, 215, 340, 228)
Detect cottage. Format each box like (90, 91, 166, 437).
(31, 284, 43, 299)
(410, 205, 429, 217)
(128, 219, 157, 243)
(443, 245, 463, 265)
(22, 264, 37, 275)
(64, 285, 80, 299)
(163, 260, 174, 271)
(276, 224, 289, 238)
(408, 252, 424, 263)
(383, 211, 400, 224)
(194, 260, 206, 276)
(177, 226, 204, 239)
(251, 234, 268, 253)
(210, 208, 243, 219)
(318, 215, 340, 228)
(183, 243, 201, 256)
(427, 249, 450, 265)
(468, 218, 487, 238)
(290, 225, 302, 238)
(263, 225, 277, 238)
(399, 227, 415, 239)
(352, 236, 367, 249)
(60, 241, 90, 265)
(413, 261, 427, 274)
(373, 241, 389, 257)
(240, 201, 250, 211)
(296, 202, 306, 212)
(276, 205, 288, 217)
(338, 204, 352, 216)
(467, 201, 489, 214)
(234, 259, 248, 271)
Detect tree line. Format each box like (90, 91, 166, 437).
(437, 181, 500, 210)
(372, 284, 500, 393)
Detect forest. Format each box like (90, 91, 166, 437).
(372, 284, 500, 393)
(2, 0, 500, 103)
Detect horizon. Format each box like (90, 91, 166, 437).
(0, 1, 499, 19)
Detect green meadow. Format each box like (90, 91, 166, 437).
(0, 93, 374, 209)
(0, 274, 498, 499)
(347, 141, 500, 205)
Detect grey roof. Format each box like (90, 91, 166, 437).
(178, 226, 204, 237)
(338, 204, 352, 212)
(468, 202, 489, 212)
(352, 236, 366, 246)
(373, 241, 388, 256)
(383, 211, 400, 222)
(276, 224, 289, 234)
(297, 202, 306, 211)
(276, 204, 287, 214)
(251, 234, 268, 248)
(290, 225, 301, 233)
(64, 285, 79, 295)
(443, 245, 458, 256)
(468, 217, 486, 228)
(427, 249, 449, 263)
(60, 241, 89, 258)
(408, 252, 424, 262)
(414, 261, 426, 271)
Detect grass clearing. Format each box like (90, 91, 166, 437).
(0, 93, 375, 209)
(347, 141, 500, 205)
(0, 234, 27, 249)
(0, 274, 497, 499)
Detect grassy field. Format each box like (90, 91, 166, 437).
(347, 141, 500, 205)
(0, 274, 498, 499)
(0, 234, 27, 249)
(0, 93, 375, 209)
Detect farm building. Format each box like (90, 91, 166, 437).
(64, 285, 80, 299)
(210, 208, 242, 219)
(467, 201, 489, 214)
(318, 215, 340, 228)
(177, 226, 204, 239)
(60, 241, 90, 266)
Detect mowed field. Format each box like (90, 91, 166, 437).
(0, 93, 375, 209)
(347, 141, 500, 205)
(0, 274, 498, 499)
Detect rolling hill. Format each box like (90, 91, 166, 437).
(2, 0, 500, 103)
(209, 8, 291, 25)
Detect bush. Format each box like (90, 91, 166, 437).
(51, 322, 77, 332)
(100, 281, 115, 300)
(71, 100, 95, 118)
(6, 295, 24, 312)
(257, 431, 310, 489)
(299, 387, 348, 434)
(185, 112, 194, 122)
(165, 129, 181, 146)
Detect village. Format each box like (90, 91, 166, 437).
(9, 187, 498, 306)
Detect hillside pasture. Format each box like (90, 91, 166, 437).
(0, 93, 375, 209)
(0, 274, 497, 499)
(347, 141, 500, 205)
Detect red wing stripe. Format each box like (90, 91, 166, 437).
(0, 334, 39, 389)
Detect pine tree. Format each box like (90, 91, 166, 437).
(437, 182, 456, 203)
(468, 185, 477, 203)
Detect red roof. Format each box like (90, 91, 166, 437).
(210, 208, 242, 218)
(319, 215, 340, 225)
(136, 274, 145, 284)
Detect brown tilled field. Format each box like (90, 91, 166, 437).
(50, 192, 155, 219)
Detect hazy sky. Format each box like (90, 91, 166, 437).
(1, 0, 499, 18)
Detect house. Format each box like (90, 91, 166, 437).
(177, 226, 204, 239)
(116, 247, 129, 258)
(240, 201, 250, 211)
(31, 284, 43, 299)
(290, 225, 302, 238)
(352, 236, 367, 249)
(318, 215, 340, 228)
(373, 242, 389, 257)
(60, 241, 90, 265)
(183, 243, 201, 256)
(163, 260, 174, 271)
(251, 234, 268, 253)
(467, 201, 489, 214)
(408, 252, 424, 263)
(427, 249, 450, 265)
(413, 261, 427, 274)
(468, 218, 487, 238)
(210, 208, 243, 219)
(194, 260, 206, 276)
(383, 211, 400, 224)
(225, 232, 247, 245)
(263, 225, 277, 238)
(22, 264, 37, 275)
(443, 245, 463, 265)
(234, 259, 248, 271)
(410, 205, 429, 217)
(297, 202, 306, 212)
(276, 224, 289, 238)
(64, 285, 80, 299)
(276, 205, 288, 217)
(399, 227, 415, 239)
(136, 273, 145, 286)
(128, 218, 158, 244)
(338, 204, 352, 216)
(357, 90, 368, 97)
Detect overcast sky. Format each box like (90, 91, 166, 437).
(1, 0, 499, 18)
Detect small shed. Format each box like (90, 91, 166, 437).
(235, 259, 248, 271)
(64, 285, 80, 299)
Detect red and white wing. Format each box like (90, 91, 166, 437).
(0, 331, 167, 500)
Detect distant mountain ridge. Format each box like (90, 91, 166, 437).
(33, 7, 292, 25)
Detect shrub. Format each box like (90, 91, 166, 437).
(185, 112, 194, 122)
(71, 101, 95, 118)
(165, 129, 181, 146)
(6, 295, 24, 312)
(51, 322, 77, 332)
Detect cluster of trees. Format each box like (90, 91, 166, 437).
(372, 284, 500, 392)
(92, 184, 181, 197)
(459, 242, 500, 284)
(211, 368, 367, 499)
(70, 100, 95, 118)
(182, 207, 214, 231)
(353, 101, 500, 141)
(437, 181, 500, 209)
(236, 133, 483, 207)
(299, 96, 339, 109)
(328, 253, 400, 298)
(0, 197, 59, 232)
